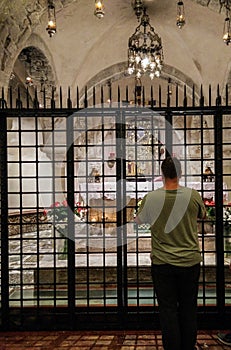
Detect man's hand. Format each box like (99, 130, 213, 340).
(134, 216, 142, 225)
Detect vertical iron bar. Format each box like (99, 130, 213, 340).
(122, 112, 128, 314)
(225, 84, 228, 107)
(0, 87, 7, 108)
(118, 85, 120, 105)
(216, 84, 221, 106)
(43, 88, 46, 109)
(175, 84, 179, 108)
(214, 107, 225, 323)
(116, 108, 127, 327)
(167, 85, 171, 108)
(151, 85, 154, 108)
(9, 87, 13, 109)
(51, 115, 57, 310)
(199, 111, 206, 308)
(16, 87, 22, 109)
(84, 86, 88, 108)
(134, 85, 137, 106)
(26, 87, 30, 109)
(0, 114, 9, 330)
(51, 87, 55, 109)
(17, 115, 23, 325)
(183, 85, 187, 108)
(66, 113, 75, 328)
(60, 87, 63, 109)
(209, 84, 212, 107)
(200, 85, 204, 107)
(109, 82, 112, 106)
(142, 86, 145, 107)
(0, 87, 4, 108)
(116, 109, 123, 316)
(93, 86, 96, 106)
(101, 86, 104, 105)
(67, 87, 72, 109)
(35, 112, 40, 322)
(77, 86, 79, 109)
(158, 85, 161, 107)
(165, 109, 172, 158)
(33, 88, 39, 109)
(126, 86, 128, 104)
(192, 85, 195, 107)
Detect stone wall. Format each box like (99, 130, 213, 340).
(8, 211, 50, 235)
(34, 266, 231, 288)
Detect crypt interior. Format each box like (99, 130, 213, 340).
(0, 0, 231, 338)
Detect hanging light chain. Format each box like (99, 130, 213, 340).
(132, 0, 144, 21)
(46, 0, 57, 37)
(127, 8, 164, 80)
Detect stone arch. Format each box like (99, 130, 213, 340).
(78, 61, 201, 106)
(23, 33, 58, 85)
(8, 34, 57, 106)
(1, 33, 58, 105)
(18, 47, 55, 88)
(0, 0, 77, 79)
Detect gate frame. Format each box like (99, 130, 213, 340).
(0, 84, 231, 330)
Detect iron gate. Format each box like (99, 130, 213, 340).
(0, 85, 231, 330)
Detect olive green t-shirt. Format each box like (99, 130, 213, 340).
(137, 186, 206, 267)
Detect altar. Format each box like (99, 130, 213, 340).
(79, 180, 228, 203)
(77, 180, 227, 238)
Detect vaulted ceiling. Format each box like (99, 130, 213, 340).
(0, 0, 231, 106)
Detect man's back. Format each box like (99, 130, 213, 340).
(137, 186, 205, 266)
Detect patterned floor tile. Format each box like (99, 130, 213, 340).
(0, 330, 229, 349)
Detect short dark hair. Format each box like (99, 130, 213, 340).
(161, 157, 182, 179)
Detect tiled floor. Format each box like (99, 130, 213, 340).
(0, 330, 230, 349)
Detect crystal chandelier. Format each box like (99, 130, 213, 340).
(46, 0, 57, 37)
(127, 8, 164, 80)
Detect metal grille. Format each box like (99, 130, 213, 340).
(0, 84, 231, 330)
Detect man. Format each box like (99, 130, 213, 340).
(135, 157, 206, 350)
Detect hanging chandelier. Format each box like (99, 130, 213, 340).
(176, 1, 186, 29)
(94, 0, 105, 19)
(223, 6, 231, 44)
(217, 0, 231, 44)
(46, 0, 57, 37)
(127, 8, 164, 80)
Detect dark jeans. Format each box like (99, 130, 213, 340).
(151, 263, 200, 350)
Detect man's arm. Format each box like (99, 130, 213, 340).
(134, 194, 148, 225)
